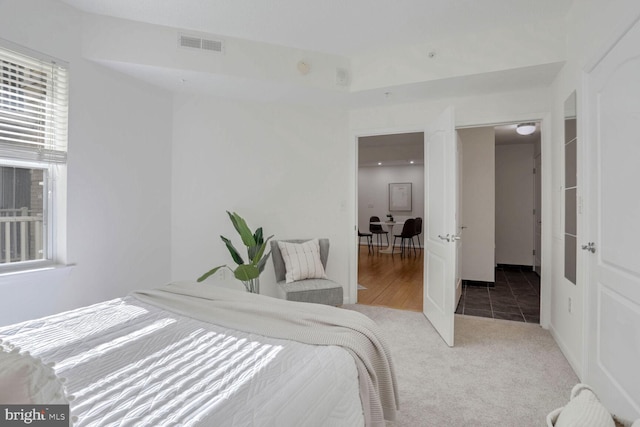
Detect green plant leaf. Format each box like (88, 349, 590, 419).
(227, 211, 256, 247)
(257, 250, 271, 273)
(234, 264, 259, 281)
(253, 227, 264, 245)
(197, 265, 225, 282)
(247, 245, 258, 262)
(221, 235, 244, 265)
(251, 235, 273, 265)
(199, 211, 273, 287)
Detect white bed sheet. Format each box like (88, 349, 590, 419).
(0, 297, 364, 426)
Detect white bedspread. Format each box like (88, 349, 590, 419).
(0, 295, 364, 426)
(131, 282, 398, 426)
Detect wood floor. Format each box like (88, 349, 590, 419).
(357, 245, 423, 312)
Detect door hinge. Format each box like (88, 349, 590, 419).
(533, 208, 536, 215)
(533, 167, 536, 174)
(533, 249, 536, 255)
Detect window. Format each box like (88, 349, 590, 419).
(0, 41, 68, 271)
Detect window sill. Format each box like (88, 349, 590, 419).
(0, 262, 75, 278)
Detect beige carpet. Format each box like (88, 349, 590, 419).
(345, 304, 579, 427)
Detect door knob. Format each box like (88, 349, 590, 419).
(581, 242, 596, 253)
(438, 234, 460, 242)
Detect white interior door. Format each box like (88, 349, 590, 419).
(585, 18, 640, 419)
(424, 107, 458, 347)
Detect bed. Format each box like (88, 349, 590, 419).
(0, 282, 398, 426)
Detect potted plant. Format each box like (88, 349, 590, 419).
(197, 211, 273, 293)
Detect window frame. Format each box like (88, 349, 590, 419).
(0, 39, 68, 275)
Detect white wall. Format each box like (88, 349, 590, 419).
(546, 0, 640, 385)
(0, 0, 173, 326)
(458, 127, 495, 282)
(171, 94, 350, 298)
(350, 88, 550, 131)
(495, 143, 535, 266)
(358, 165, 424, 243)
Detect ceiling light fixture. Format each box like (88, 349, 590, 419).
(377, 162, 382, 166)
(516, 123, 536, 135)
(409, 160, 415, 164)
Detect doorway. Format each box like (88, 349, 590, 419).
(454, 122, 542, 323)
(356, 132, 424, 311)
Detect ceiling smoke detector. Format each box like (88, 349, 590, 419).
(297, 61, 311, 75)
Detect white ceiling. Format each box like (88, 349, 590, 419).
(58, 0, 573, 57)
(359, 132, 424, 167)
(55, 0, 550, 160)
(55, 0, 573, 107)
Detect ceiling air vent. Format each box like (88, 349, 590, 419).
(178, 33, 224, 53)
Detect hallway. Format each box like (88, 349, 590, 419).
(455, 266, 540, 323)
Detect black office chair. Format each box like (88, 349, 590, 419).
(392, 218, 417, 257)
(369, 216, 388, 253)
(358, 228, 373, 254)
(413, 217, 423, 252)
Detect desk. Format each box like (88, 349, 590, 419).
(370, 221, 405, 254)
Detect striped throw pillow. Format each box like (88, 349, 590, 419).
(278, 239, 327, 283)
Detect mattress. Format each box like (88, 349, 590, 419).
(0, 296, 364, 426)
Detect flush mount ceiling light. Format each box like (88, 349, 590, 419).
(516, 123, 536, 135)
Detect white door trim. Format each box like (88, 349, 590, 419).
(349, 125, 424, 304)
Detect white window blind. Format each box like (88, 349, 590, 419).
(0, 41, 68, 269)
(0, 45, 68, 163)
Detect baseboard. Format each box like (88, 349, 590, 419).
(549, 323, 583, 380)
(462, 280, 495, 288)
(358, 242, 424, 248)
(496, 263, 534, 271)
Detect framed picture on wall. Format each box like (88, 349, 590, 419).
(389, 182, 412, 211)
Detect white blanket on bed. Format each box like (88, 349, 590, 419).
(0, 296, 365, 426)
(131, 282, 399, 427)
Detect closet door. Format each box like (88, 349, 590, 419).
(584, 17, 640, 420)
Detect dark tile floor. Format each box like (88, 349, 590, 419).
(455, 266, 540, 323)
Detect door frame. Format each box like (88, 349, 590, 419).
(350, 124, 424, 305)
(349, 114, 552, 331)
